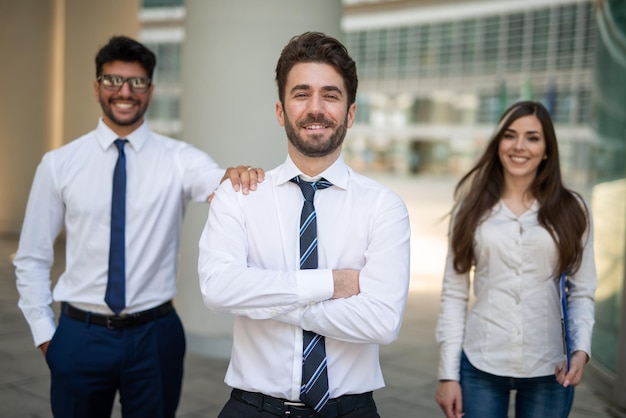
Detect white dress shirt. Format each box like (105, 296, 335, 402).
(198, 155, 410, 400)
(15, 119, 224, 347)
(436, 199, 597, 381)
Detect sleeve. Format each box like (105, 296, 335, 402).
(178, 143, 225, 202)
(284, 191, 411, 345)
(198, 182, 334, 319)
(14, 153, 65, 347)
(567, 199, 597, 358)
(435, 214, 471, 381)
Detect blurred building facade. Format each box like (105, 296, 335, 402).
(342, 0, 596, 187)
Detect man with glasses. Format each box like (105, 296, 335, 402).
(14, 36, 262, 417)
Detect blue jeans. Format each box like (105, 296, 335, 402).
(460, 352, 574, 418)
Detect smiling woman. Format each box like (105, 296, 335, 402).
(498, 114, 547, 215)
(435, 100, 597, 418)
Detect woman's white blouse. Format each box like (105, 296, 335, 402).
(436, 200, 597, 380)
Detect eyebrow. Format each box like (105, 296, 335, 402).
(290, 84, 344, 97)
(505, 128, 542, 135)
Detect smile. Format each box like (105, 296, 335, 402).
(113, 102, 135, 109)
(305, 124, 327, 130)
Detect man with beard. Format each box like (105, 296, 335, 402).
(198, 32, 411, 418)
(14, 36, 263, 418)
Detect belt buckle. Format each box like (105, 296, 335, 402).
(283, 401, 308, 416)
(106, 315, 123, 329)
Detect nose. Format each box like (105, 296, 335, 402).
(307, 93, 325, 115)
(512, 137, 525, 150)
(118, 80, 133, 95)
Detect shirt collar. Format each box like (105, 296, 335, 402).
(95, 118, 149, 152)
(495, 198, 540, 219)
(276, 155, 349, 190)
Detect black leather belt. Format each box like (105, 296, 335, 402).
(61, 301, 173, 329)
(231, 388, 374, 418)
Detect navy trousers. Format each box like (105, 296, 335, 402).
(45, 308, 186, 418)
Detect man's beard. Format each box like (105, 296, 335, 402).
(100, 95, 148, 127)
(284, 111, 348, 158)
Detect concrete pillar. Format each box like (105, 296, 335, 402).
(0, 0, 138, 235)
(179, 0, 342, 358)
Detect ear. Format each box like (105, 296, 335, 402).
(346, 102, 356, 128)
(275, 101, 285, 126)
(146, 83, 155, 104)
(543, 154, 548, 160)
(93, 79, 100, 102)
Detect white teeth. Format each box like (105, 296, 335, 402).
(306, 124, 325, 130)
(114, 103, 133, 109)
(511, 156, 527, 163)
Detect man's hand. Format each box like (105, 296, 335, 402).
(331, 269, 360, 299)
(435, 380, 464, 418)
(38, 341, 50, 357)
(213, 166, 265, 202)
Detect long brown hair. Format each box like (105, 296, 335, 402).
(451, 101, 588, 276)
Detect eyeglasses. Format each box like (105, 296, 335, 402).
(97, 74, 151, 93)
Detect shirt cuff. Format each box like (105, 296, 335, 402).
(31, 316, 57, 348)
(296, 269, 333, 304)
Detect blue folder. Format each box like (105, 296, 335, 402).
(559, 273, 571, 371)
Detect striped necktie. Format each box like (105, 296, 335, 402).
(291, 176, 332, 411)
(105, 139, 127, 315)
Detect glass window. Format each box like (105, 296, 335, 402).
(581, 2, 596, 68)
(417, 25, 431, 73)
(397, 26, 409, 79)
(144, 42, 181, 83)
(506, 13, 525, 71)
(460, 19, 478, 73)
(142, 0, 184, 7)
(146, 94, 180, 120)
(556, 4, 577, 69)
(531, 8, 550, 71)
(378, 29, 389, 79)
(482, 16, 500, 73)
(439, 22, 454, 76)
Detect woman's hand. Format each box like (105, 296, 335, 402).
(555, 350, 588, 387)
(436, 380, 464, 418)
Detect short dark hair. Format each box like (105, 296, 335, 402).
(95, 36, 157, 79)
(275, 31, 358, 107)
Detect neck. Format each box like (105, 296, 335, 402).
(102, 117, 142, 138)
(502, 175, 535, 203)
(288, 144, 341, 177)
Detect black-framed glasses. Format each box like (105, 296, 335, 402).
(97, 74, 151, 93)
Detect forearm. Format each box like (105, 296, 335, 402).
(200, 264, 333, 319)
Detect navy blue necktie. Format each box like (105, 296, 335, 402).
(291, 177, 333, 411)
(105, 139, 127, 315)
